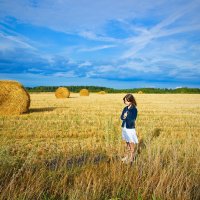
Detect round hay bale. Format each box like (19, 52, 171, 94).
(138, 91, 144, 94)
(0, 80, 30, 115)
(98, 91, 106, 94)
(80, 89, 89, 96)
(55, 87, 70, 98)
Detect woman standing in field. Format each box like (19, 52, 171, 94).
(120, 93, 139, 164)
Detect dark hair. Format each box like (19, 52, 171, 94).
(123, 93, 137, 107)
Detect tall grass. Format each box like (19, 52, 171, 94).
(0, 93, 199, 199)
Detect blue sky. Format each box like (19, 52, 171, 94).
(0, 0, 200, 89)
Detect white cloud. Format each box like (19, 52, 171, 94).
(0, 32, 36, 50)
(78, 45, 116, 52)
(0, 0, 165, 33)
(120, 61, 161, 73)
(78, 61, 92, 67)
(85, 70, 99, 78)
(53, 71, 78, 78)
(121, 1, 200, 59)
(0, 0, 200, 88)
(95, 65, 118, 73)
(28, 68, 45, 73)
(79, 31, 120, 42)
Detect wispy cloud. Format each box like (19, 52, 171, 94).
(0, 0, 163, 33)
(79, 31, 119, 42)
(0, 0, 200, 88)
(0, 31, 37, 51)
(78, 45, 116, 52)
(121, 1, 200, 59)
(53, 71, 79, 78)
(78, 61, 92, 68)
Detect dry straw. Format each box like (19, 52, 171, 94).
(0, 80, 30, 115)
(138, 91, 144, 94)
(98, 91, 106, 94)
(55, 87, 70, 98)
(80, 89, 89, 96)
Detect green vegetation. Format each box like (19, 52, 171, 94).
(26, 86, 200, 94)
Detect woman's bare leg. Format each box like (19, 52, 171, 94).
(122, 141, 130, 159)
(129, 142, 135, 162)
(125, 142, 130, 158)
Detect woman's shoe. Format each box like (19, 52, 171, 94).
(126, 158, 133, 164)
(121, 156, 128, 162)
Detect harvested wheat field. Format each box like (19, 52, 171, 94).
(0, 93, 199, 200)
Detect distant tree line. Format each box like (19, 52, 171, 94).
(25, 86, 200, 94)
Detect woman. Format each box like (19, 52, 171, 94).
(120, 93, 139, 164)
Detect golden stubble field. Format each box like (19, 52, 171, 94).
(0, 93, 200, 200)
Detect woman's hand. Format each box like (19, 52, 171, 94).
(123, 111, 128, 119)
